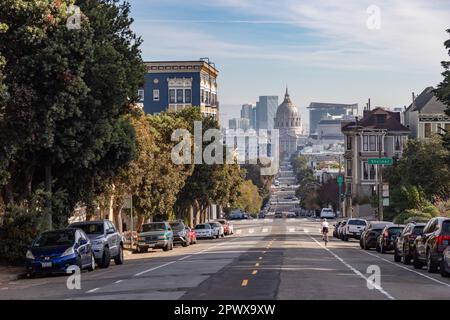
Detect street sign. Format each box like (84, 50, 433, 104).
(383, 198, 390, 207)
(368, 158, 393, 165)
(337, 175, 344, 186)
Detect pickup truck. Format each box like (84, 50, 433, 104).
(137, 222, 174, 253)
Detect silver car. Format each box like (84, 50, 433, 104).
(69, 220, 124, 268)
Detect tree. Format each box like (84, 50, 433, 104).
(435, 28, 450, 117)
(0, 0, 145, 228)
(235, 180, 262, 215)
(316, 178, 345, 212)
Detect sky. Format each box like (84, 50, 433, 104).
(128, 0, 450, 128)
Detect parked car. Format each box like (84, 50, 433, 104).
(393, 222, 426, 264)
(274, 212, 283, 219)
(338, 220, 347, 240)
(195, 223, 214, 239)
(360, 221, 394, 250)
(320, 208, 335, 219)
(412, 217, 450, 273)
(441, 246, 450, 277)
(286, 212, 296, 218)
(208, 222, 224, 238)
(376, 224, 405, 253)
(333, 221, 342, 238)
(342, 219, 367, 241)
(215, 219, 232, 235)
(25, 228, 95, 277)
(69, 220, 124, 268)
(170, 221, 191, 247)
(137, 222, 174, 253)
(258, 212, 266, 219)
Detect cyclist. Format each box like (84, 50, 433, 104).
(321, 218, 329, 244)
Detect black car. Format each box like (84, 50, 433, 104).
(412, 217, 450, 273)
(393, 222, 426, 264)
(376, 225, 405, 254)
(274, 212, 283, 219)
(360, 221, 394, 250)
(333, 221, 342, 238)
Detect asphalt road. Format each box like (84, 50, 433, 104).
(1, 217, 450, 300)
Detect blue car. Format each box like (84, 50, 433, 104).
(25, 228, 96, 277)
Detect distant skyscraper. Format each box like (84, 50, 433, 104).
(228, 118, 250, 130)
(308, 102, 358, 135)
(256, 96, 278, 130)
(241, 104, 253, 119)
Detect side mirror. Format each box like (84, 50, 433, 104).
(107, 228, 115, 234)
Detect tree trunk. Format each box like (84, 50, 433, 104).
(136, 215, 145, 233)
(108, 184, 115, 222)
(188, 205, 194, 228)
(45, 164, 52, 230)
(114, 204, 123, 233)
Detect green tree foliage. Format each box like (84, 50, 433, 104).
(290, 155, 317, 208)
(242, 162, 274, 206)
(0, 0, 144, 228)
(435, 29, 450, 117)
(235, 180, 262, 215)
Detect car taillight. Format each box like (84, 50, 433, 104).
(437, 235, 450, 245)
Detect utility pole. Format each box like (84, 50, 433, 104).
(338, 154, 342, 218)
(377, 131, 385, 221)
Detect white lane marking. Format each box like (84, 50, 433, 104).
(262, 227, 269, 233)
(0, 287, 8, 290)
(288, 218, 295, 222)
(288, 227, 296, 233)
(178, 255, 192, 261)
(310, 236, 395, 300)
(303, 228, 309, 233)
(114, 280, 123, 284)
(236, 229, 242, 235)
(248, 228, 254, 234)
(86, 288, 100, 293)
(134, 261, 176, 277)
(359, 249, 450, 289)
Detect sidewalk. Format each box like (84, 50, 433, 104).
(0, 265, 26, 284)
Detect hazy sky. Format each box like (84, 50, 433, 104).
(128, 0, 450, 127)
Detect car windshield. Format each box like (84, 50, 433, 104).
(142, 223, 166, 232)
(348, 220, 366, 225)
(413, 226, 425, 235)
(388, 227, 404, 235)
(169, 222, 184, 231)
(33, 230, 75, 247)
(442, 221, 450, 235)
(195, 224, 208, 229)
(372, 223, 391, 229)
(72, 223, 104, 235)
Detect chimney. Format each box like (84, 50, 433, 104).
(412, 92, 416, 108)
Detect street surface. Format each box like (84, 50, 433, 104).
(1, 217, 450, 300)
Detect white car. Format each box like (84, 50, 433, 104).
(208, 222, 224, 238)
(320, 208, 335, 219)
(342, 218, 367, 241)
(194, 224, 214, 239)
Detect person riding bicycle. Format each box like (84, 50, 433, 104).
(321, 218, 329, 242)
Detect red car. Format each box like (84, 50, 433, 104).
(186, 227, 197, 245)
(215, 219, 231, 235)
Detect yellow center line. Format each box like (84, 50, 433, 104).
(255, 262, 260, 267)
(252, 270, 258, 275)
(241, 279, 249, 286)
(258, 256, 263, 260)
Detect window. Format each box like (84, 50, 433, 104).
(185, 89, 191, 103)
(169, 89, 176, 103)
(394, 136, 402, 151)
(363, 135, 369, 151)
(362, 161, 376, 180)
(363, 135, 381, 152)
(424, 123, 432, 138)
(152, 89, 159, 101)
(376, 114, 386, 124)
(177, 89, 184, 103)
(201, 89, 205, 103)
(369, 135, 377, 151)
(346, 136, 352, 150)
(346, 159, 352, 176)
(138, 89, 144, 102)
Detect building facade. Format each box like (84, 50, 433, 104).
(142, 60, 219, 118)
(256, 96, 279, 130)
(241, 104, 256, 129)
(308, 102, 358, 135)
(403, 87, 450, 140)
(342, 107, 410, 217)
(274, 89, 304, 159)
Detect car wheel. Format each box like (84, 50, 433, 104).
(403, 245, 411, 265)
(163, 242, 170, 251)
(216, 234, 219, 239)
(170, 241, 174, 250)
(87, 254, 96, 272)
(221, 234, 224, 238)
(413, 250, 423, 269)
(380, 245, 385, 254)
(394, 248, 401, 262)
(344, 235, 349, 242)
(376, 243, 381, 253)
(426, 250, 438, 273)
(440, 260, 450, 278)
(100, 247, 111, 268)
(182, 240, 188, 247)
(114, 245, 124, 265)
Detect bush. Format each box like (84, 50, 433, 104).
(393, 207, 439, 224)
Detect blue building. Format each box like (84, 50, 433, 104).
(256, 96, 278, 130)
(141, 60, 219, 118)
